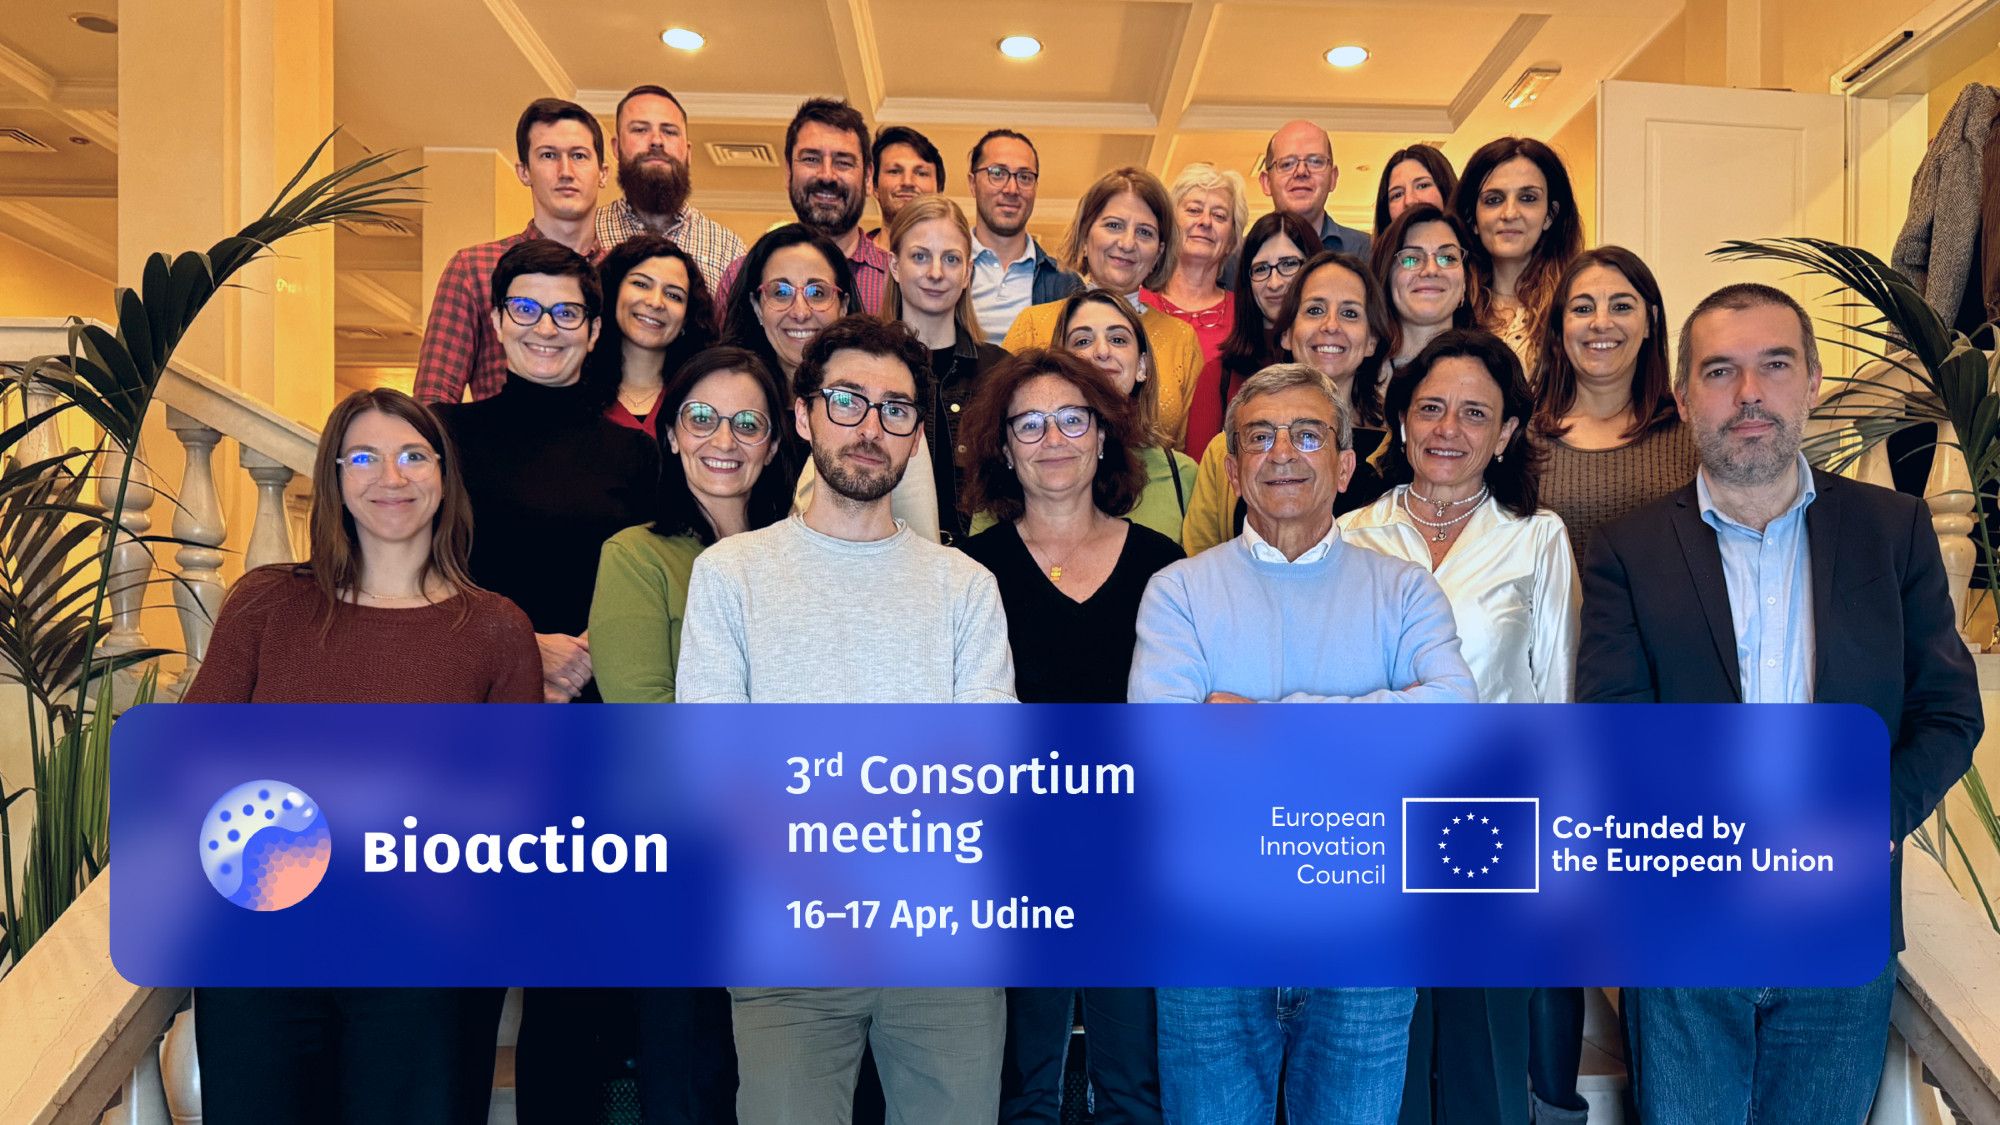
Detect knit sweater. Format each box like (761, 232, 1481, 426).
(182, 566, 542, 703)
(1538, 421, 1698, 561)
(1129, 531, 1475, 704)
(677, 514, 1017, 702)
(588, 527, 705, 703)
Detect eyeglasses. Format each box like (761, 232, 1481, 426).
(1231, 421, 1334, 455)
(816, 387, 922, 436)
(337, 449, 438, 475)
(1270, 154, 1331, 176)
(500, 296, 589, 330)
(1394, 249, 1464, 272)
(757, 280, 842, 313)
(678, 402, 773, 445)
(976, 165, 1039, 189)
(1248, 256, 1306, 284)
(1006, 406, 1095, 444)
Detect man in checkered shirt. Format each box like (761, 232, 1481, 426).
(592, 84, 746, 295)
(412, 98, 608, 405)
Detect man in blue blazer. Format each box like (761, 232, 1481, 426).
(1577, 282, 1979, 1124)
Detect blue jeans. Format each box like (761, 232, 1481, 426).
(1624, 959, 1895, 1124)
(1157, 987, 1415, 1125)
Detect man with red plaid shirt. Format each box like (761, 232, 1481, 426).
(413, 98, 608, 405)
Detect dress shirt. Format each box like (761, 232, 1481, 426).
(712, 230, 891, 320)
(412, 222, 605, 405)
(970, 232, 1045, 340)
(1317, 212, 1373, 259)
(1339, 489, 1579, 703)
(592, 199, 746, 294)
(1695, 453, 1818, 703)
(1242, 518, 1339, 565)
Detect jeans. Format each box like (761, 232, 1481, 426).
(1157, 987, 1415, 1125)
(1002, 987, 1161, 1123)
(1623, 959, 1896, 1124)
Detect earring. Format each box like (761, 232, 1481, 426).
(1496, 450, 1504, 463)
(1005, 456, 1014, 469)
(1097, 449, 1105, 460)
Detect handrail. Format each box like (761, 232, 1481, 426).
(1895, 853, 2000, 1122)
(0, 871, 186, 1124)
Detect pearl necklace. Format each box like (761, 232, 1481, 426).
(1402, 486, 1487, 543)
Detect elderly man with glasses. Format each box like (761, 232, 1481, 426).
(1129, 361, 1473, 1123)
(678, 314, 1016, 1124)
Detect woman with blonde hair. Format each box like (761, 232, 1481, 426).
(1002, 165, 1203, 448)
(884, 193, 1011, 542)
(1146, 163, 1249, 373)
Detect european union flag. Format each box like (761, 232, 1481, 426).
(1402, 797, 1540, 893)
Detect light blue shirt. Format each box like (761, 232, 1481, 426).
(971, 232, 1042, 340)
(1695, 453, 1817, 703)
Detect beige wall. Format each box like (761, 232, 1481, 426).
(1928, 40, 2000, 135)
(0, 233, 114, 322)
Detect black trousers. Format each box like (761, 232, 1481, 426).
(1399, 987, 1532, 1125)
(1001, 986, 1162, 1124)
(195, 987, 503, 1125)
(514, 988, 637, 1123)
(635, 987, 738, 1123)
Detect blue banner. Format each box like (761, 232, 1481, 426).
(111, 703, 1889, 987)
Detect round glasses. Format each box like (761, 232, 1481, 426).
(816, 387, 921, 436)
(337, 449, 438, 475)
(500, 296, 589, 330)
(678, 401, 773, 446)
(1248, 256, 1306, 284)
(1394, 249, 1464, 272)
(758, 280, 842, 313)
(1006, 406, 1095, 444)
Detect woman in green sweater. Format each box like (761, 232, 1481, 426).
(591, 344, 793, 703)
(588, 344, 792, 1121)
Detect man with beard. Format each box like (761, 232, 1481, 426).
(1579, 283, 1978, 1125)
(966, 128, 1080, 340)
(677, 315, 1014, 1123)
(594, 84, 745, 290)
(714, 99, 894, 317)
(414, 98, 606, 404)
(866, 125, 943, 249)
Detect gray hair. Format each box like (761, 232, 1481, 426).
(1169, 163, 1251, 263)
(1673, 282, 1821, 396)
(1223, 362, 1353, 453)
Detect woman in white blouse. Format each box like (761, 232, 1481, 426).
(1337, 325, 1577, 1125)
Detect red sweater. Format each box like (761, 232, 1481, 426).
(183, 566, 542, 703)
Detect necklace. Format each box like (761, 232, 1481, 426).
(1022, 520, 1100, 582)
(1402, 486, 1487, 543)
(1406, 483, 1486, 519)
(357, 587, 434, 604)
(619, 386, 662, 416)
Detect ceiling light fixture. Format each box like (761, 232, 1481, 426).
(661, 27, 706, 51)
(1324, 44, 1369, 68)
(68, 12, 117, 33)
(1502, 65, 1562, 109)
(999, 36, 1043, 60)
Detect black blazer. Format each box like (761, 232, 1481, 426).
(1578, 469, 1980, 951)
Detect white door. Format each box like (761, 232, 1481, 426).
(1597, 79, 1847, 369)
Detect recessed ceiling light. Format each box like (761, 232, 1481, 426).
(1325, 44, 1369, 68)
(999, 36, 1043, 59)
(661, 27, 706, 51)
(68, 12, 117, 33)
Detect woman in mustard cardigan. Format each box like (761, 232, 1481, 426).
(1001, 166, 1202, 449)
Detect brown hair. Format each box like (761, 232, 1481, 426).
(1053, 288, 1167, 448)
(955, 348, 1149, 524)
(1060, 166, 1177, 291)
(1451, 137, 1583, 351)
(1533, 246, 1678, 442)
(882, 195, 985, 345)
(304, 388, 480, 636)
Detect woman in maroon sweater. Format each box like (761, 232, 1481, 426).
(185, 387, 539, 1124)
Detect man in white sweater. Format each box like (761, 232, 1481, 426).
(679, 315, 1015, 1122)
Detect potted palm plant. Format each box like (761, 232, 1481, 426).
(0, 133, 417, 968)
(1712, 237, 2000, 931)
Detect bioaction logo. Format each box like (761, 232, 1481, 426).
(199, 780, 331, 911)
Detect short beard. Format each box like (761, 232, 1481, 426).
(813, 438, 903, 503)
(791, 177, 865, 239)
(618, 152, 690, 220)
(978, 199, 1027, 239)
(1693, 405, 1805, 488)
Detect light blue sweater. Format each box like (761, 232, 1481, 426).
(1128, 530, 1476, 703)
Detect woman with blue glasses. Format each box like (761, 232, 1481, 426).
(956, 347, 1183, 1125)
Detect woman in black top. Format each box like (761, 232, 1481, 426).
(955, 347, 1182, 1124)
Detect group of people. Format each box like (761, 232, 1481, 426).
(180, 84, 1983, 1125)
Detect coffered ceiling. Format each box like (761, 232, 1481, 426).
(0, 0, 1681, 367)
